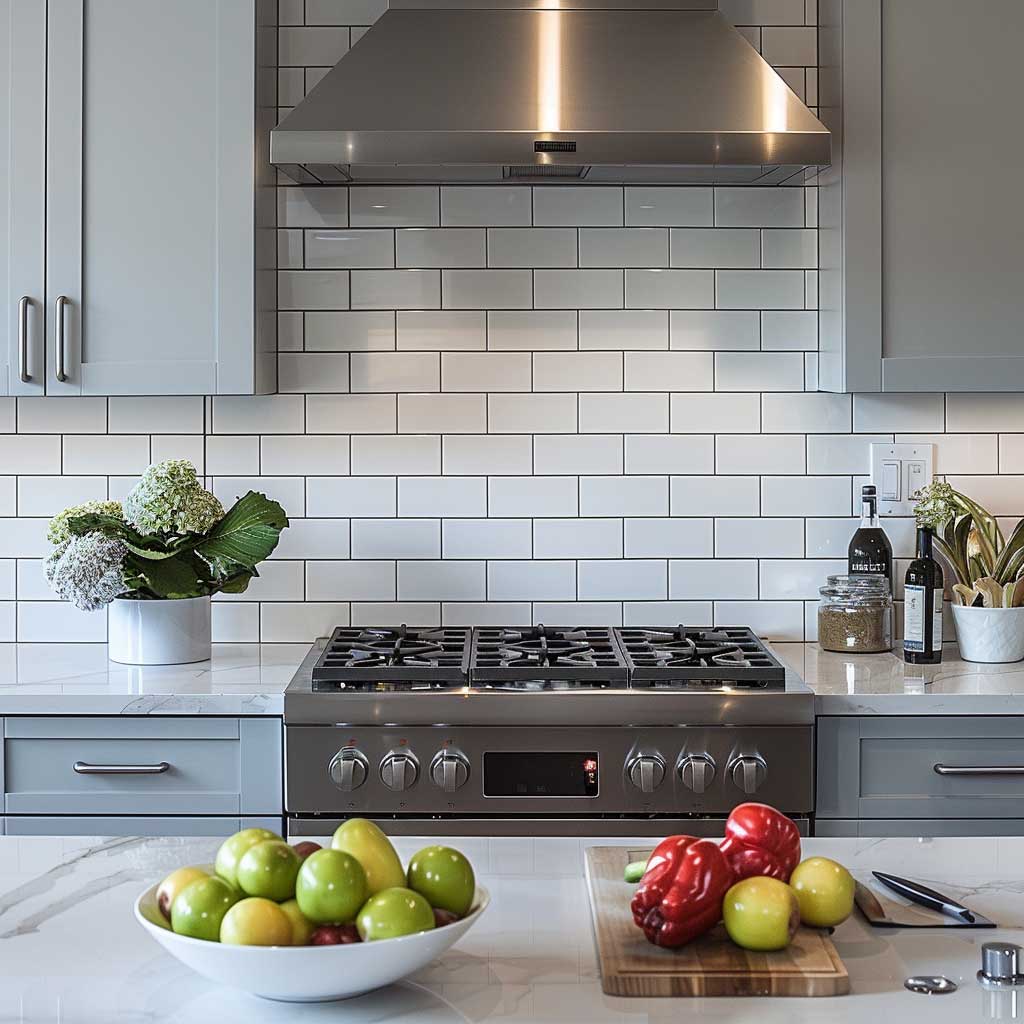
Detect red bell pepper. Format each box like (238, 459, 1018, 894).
(630, 835, 734, 948)
(719, 802, 802, 883)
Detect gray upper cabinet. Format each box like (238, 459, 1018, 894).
(37, 0, 277, 396)
(818, 0, 1024, 393)
(0, 0, 46, 395)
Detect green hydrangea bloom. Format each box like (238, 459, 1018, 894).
(914, 480, 958, 532)
(47, 500, 125, 546)
(123, 459, 225, 537)
(44, 533, 128, 611)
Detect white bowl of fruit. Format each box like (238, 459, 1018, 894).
(135, 819, 488, 1002)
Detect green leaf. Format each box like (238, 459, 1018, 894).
(125, 552, 208, 600)
(994, 519, 1024, 582)
(195, 492, 288, 576)
(218, 571, 256, 595)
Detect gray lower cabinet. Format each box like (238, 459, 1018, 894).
(0, 716, 283, 836)
(817, 716, 1024, 835)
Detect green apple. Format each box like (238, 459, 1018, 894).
(214, 827, 281, 888)
(723, 876, 800, 952)
(356, 887, 436, 942)
(332, 818, 405, 896)
(235, 840, 301, 901)
(789, 857, 855, 928)
(279, 898, 315, 946)
(295, 849, 368, 925)
(156, 866, 208, 920)
(220, 897, 293, 946)
(406, 845, 475, 917)
(170, 876, 241, 942)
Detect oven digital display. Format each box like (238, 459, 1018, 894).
(484, 752, 599, 797)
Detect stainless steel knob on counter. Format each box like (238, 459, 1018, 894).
(328, 747, 368, 792)
(979, 941, 1024, 987)
(729, 754, 767, 795)
(430, 750, 470, 793)
(678, 754, 716, 794)
(380, 751, 419, 792)
(626, 754, 666, 794)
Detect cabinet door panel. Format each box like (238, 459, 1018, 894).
(46, 0, 270, 395)
(0, 0, 46, 395)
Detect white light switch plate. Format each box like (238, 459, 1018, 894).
(870, 442, 934, 517)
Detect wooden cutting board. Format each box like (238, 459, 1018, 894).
(585, 846, 850, 998)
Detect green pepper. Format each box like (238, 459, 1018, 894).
(624, 859, 648, 884)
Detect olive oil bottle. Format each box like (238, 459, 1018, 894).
(904, 527, 944, 665)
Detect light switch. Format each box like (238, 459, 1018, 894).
(881, 461, 901, 501)
(906, 460, 928, 500)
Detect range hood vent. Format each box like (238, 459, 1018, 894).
(271, 0, 831, 186)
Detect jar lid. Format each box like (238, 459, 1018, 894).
(819, 573, 891, 599)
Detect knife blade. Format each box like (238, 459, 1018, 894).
(872, 871, 993, 926)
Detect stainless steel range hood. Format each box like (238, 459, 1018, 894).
(271, 0, 831, 186)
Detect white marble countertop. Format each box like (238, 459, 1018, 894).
(773, 642, 1024, 715)
(2, 833, 1024, 1022)
(0, 644, 308, 716)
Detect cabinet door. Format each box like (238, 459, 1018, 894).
(0, 0, 46, 395)
(819, 0, 1024, 392)
(45, 0, 275, 395)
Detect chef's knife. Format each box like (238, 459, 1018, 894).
(872, 871, 995, 928)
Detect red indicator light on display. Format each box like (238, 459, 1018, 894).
(583, 758, 598, 773)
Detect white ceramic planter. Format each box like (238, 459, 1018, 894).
(108, 596, 211, 665)
(951, 604, 1024, 664)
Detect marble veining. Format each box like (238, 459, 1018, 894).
(2, 835, 1024, 1021)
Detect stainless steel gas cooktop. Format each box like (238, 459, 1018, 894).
(284, 624, 813, 838)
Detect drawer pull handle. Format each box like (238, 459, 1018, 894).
(73, 761, 171, 775)
(934, 764, 1024, 776)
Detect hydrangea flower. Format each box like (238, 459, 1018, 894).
(44, 534, 128, 611)
(123, 459, 224, 537)
(913, 480, 958, 532)
(47, 500, 124, 546)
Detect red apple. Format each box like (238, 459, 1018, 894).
(310, 923, 361, 945)
(292, 841, 322, 862)
(433, 908, 460, 928)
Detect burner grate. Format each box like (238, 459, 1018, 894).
(312, 625, 471, 688)
(615, 626, 786, 688)
(470, 626, 629, 687)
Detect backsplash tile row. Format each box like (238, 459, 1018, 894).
(2, 0, 1022, 645)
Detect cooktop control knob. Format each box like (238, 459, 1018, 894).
(678, 754, 716, 794)
(729, 755, 768, 795)
(328, 746, 368, 792)
(627, 754, 666, 794)
(430, 750, 470, 793)
(380, 750, 419, 792)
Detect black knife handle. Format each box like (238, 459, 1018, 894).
(872, 871, 975, 922)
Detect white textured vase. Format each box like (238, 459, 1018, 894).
(951, 604, 1024, 664)
(108, 596, 211, 665)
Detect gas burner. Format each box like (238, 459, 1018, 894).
(616, 626, 786, 689)
(471, 625, 629, 688)
(311, 625, 471, 689)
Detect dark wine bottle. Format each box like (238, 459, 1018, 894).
(904, 527, 944, 665)
(849, 485, 893, 588)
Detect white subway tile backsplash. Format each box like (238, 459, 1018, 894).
(18, 398, 106, 434)
(351, 269, 440, 310)
(715, 352, 804, 392)
(716, 270, 805, 309)
(533, 601, 622, 626)
(535, 352, 622, 392)
(852, 393, 945, 433)
(306, 0, 387, 25)
(580, 394, 669, 434)
(534, 434, 623, 475)
(273, 519, 350, 559)
(806, 434, 891, 474)
(670, 228, 760, 269)
(713, 600, 805, 641)
(305, 311, 396, 351)
(899, 433, 998, 475)
(217, 561, 304, 602)
(759, 559, 845, 600)
(441, 187, 532, 227)
(398, 394, 486, 434)
(212, 477, 306, 517)
(761, 229, 817, 269)
(580, 476, 668, 517)
(625, 187, 713, 227)
(279, 270, 350, 310)
(535, 270, 624, 310)
(397, 229, 486, 269)
(625, 269, 714, 309)
(400, 560, 486, 601)
(719, 0, 805, 26)
(397, 311, 486, 351)
(671, 394, 760, 434)
(580, 310, 668, 350)
(18, 601, 106, 642)
(443, 270, 532, 309)
(669, 560, 758, 600)
(716, 434, 805, 474)
(580, 229, 668, 268)
(261, 435, 349, 476)
(578, 559, 667, 600)
(443, 435, 533, 475)
(489, 311, 577, 351)
(350, 187, 439, 227)
(761, 25, 817, 65)
(670, 310, 759, 351)
(398, 476, 487, 517)
(625, 435, 714, 474)
(261, 603, 350, 643)
(278, 353, 351, 394)
(307, 477, 396, 519)
(0, 436, 62, 475)
(0, 519, 54, 559)
(716, 518, 804, 557)
(351, 519, 440, 559)
(714, 188, 804, 228)
(761, 310, 818, 351)
(534, 187, 623, 227)
(489, 393, 577, 434)
(761, 476, 851, 516)
(625, 352, 713, 392)
(671, 476, 760, 517)
(17, 476, 106, 518)
(108, 397, 203, 434)
(62, 435, 150, 475)
(211, 603, 259, 643)
(150, 435, 204, 470)
(533, 519, 622, 559)
(946, 394, 1024, 433)
(623, 601, 713, 626)
(351, 352, 440, 392)
(488, 229, 577, 269)
(488, 560, 576, 601)
(305, 229, 394, 269)
(442, 519, 532, 559)
(306, 394, 396, 434)
(352, 602, 441, 626)
(443, 352, 532, 392)
(624, 519, 713, 558)
(945, 475, 1024, 517)
(489, 477, 578, 518)
(350, 435, 441, 475)
(278, 188, 348, 228)
(442, 602, 532, 626)
(279, 26, 349, 65)
(307, 561, 394, 602)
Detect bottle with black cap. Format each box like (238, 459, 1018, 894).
(904, 526, 944, 665)
(848, 485, 893, 590)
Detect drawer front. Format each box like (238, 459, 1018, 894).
(817, 716, 1024, 820)
(2, 815, 284, 837)
(3, 717, 281, 816)
(814, 818, 1024, 838)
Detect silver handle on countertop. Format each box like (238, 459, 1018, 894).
(55, 295, 69, 382)
(18, 296, 31, 382)
(73, 761, 170, 775)
(934, 764, 1024, 776)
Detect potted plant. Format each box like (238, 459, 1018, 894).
(44, 460, 288, 665)
(913, 481, 1024, 663)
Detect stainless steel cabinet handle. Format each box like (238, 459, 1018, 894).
(55, 294, 69, 382)
(73, 761, 170, 775)
(18, 296, 32, 382)
(934, 764, 1024, 776)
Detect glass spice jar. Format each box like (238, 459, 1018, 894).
(818, 574, 894, 653)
